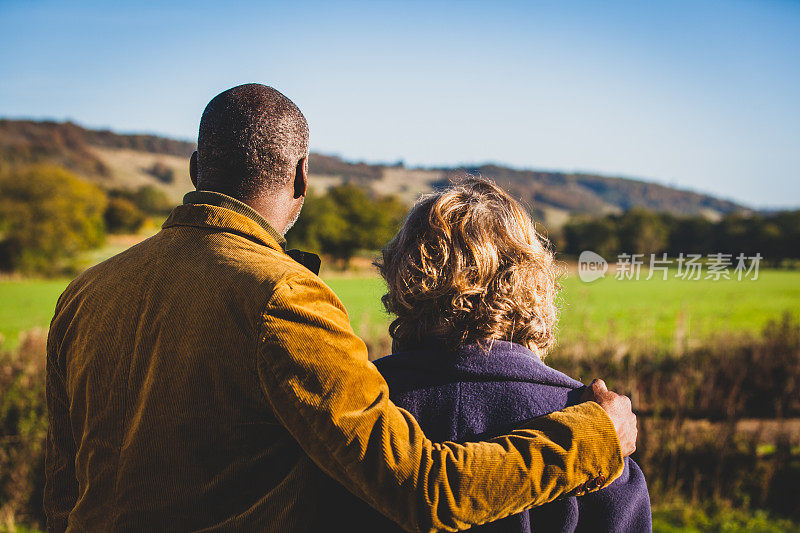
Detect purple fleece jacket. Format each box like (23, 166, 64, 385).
(314, 339, 652, 532)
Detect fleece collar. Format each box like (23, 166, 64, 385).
(376, 340, 582, 389)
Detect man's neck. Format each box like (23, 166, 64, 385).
(242, 195, 289, 236)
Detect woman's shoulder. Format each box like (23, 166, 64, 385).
(452, 340, 583, 389)
(374, 340, 588, 437)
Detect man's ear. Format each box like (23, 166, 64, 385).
(190, 151, 198, 188)
(293, 156, 308, 199)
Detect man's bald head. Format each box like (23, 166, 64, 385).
(194, 84, 309, 202)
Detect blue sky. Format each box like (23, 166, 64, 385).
(1, 0, 798, 208)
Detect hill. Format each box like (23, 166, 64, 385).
(0, 119, 746, 224)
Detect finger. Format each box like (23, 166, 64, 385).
(592, 379, 608, 393)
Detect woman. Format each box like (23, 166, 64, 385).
(319, 178, 651, 532)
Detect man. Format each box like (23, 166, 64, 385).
(45, 83, 637, 532)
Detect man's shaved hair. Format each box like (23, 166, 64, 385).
(197, 83, 309, 201)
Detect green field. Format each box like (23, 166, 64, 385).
(0, 278, 73, 347)
(559, 269, 800, 348)
(2, 270, 798, 352)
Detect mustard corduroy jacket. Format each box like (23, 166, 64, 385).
(45, 192, 623, 532)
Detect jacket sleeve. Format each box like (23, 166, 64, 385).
(44, 314, 79, 533)
(256, 273, 624, 532)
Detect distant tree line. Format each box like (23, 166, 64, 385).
(0, 165, 406, 275)
(307, 154, 383, 182)
(4, 163, 796, 276)
(559, 208, 800, 263)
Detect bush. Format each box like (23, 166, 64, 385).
(104, 197, 146, 234)
(128, 185, 173, 216)
(286, 191, 348, 254)
(0, 165, 106, 275)
(547, 315, 800, 521)
(287, 184, 406, 265)
(146, 161, 175, 184)
(108, 185, 174, 217)
(549, 313, 800, 419)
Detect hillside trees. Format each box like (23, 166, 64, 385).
(562, 209, 800, 262)
(0, 120, 110, 177)
(616, 208, 669, 255)
(0, 163, 406, 274)
(287, 184, 406, 265)
(0, 165, 107, 274)
(562, 217, 619, 259)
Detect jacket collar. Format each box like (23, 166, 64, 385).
(376, 340, 582, 389)
(162, 203, 283, 255)
(162, 191, 321, 275)
(179, 190, 287, 246)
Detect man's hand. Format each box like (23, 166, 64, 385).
(581, 379, 637, 457)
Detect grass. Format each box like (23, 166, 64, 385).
(4, 268, 798, 352)
(558, 269, 800, 349)
(324, 276, 392, 341)
(652, 504, 800, 533)
(0, 278, 70, 347)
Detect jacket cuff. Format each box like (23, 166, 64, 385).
(553, 401, 625, 496)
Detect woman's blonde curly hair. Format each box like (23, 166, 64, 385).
(376, 178, 562, 357)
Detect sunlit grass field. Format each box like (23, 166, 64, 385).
(560, 269, 800, 348)
(2, 269, 798, 351)
(0, 278, 73, 347)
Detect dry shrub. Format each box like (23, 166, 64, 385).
(0, 331, 47, 529)
(548, 313, 800, 520)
